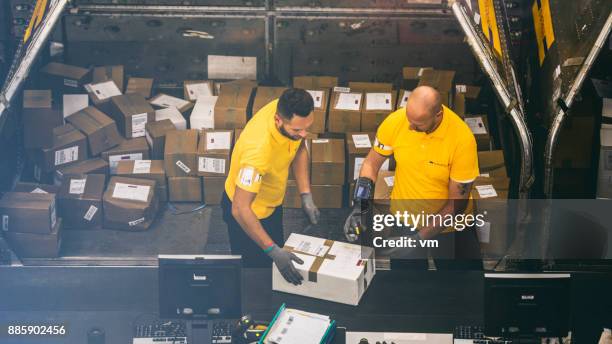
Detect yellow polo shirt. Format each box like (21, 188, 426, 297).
(225, 99, 302, 219)
(374, 105, 479, 230)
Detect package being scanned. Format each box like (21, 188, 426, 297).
(272, 233, 375, 306)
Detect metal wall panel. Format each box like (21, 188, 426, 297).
(274, 0, 444, 9)
(64, 16, 266, 83)
(74, 0, 265, 6)
(275, 18, 398, 46)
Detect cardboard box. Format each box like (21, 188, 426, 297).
(150, 93, 193, 114)
(190, 96, 217, 130)
(40, 62, 90, 93)
(202, 176, 225, 205)
(597, 128, 612, 198)
(362, 91, 396, 132)
(126, 77, 153, 99)
(31, 162, 56, 185)
(418, 69, 455, 106)
(37, 124, 88, 172)
(252, 87, 287, 115)
(63, 94, 89, 118)
(402, 66, 433, 89)
(303, 89, 329, 134)
(346, 132, 373, 181)
(107, 93, 155, 139)
(471, 177, 510, 257)
(92, 65, 124, 93)
(553, 116, 595, 168)
(453, 93, 466, 117)
(84, 80, 122, 113)
(13, 182, 60, 194)
(214, 82, 254, 129)
(23, 90, 63, 149)
(66, 106, 122, 156)
(57, 174, 105, 229)
(455, 84, 481, 99)
(328, 91, 362, 133)
(103, 176, 158, 231)
(234, 129, 243, 144)
(478, 150, 507, 178)
(272, 233, 375, 306)
(464, 115, 492, 151)
(284, 182, 343, 209)
(0, 192, 56, 234)
(310, 138, 345, 185)
(197, 130, 232, 176)
(116, 160, 167, 203)
(5, 218, 62, 258)
(55, 158, 109, 185)
(293, 76, 338, 89)
(164, 130, 198, 177)
(145, 119, 176, 160)
(155, 107, 187, 131)
(168, 177, 202, 202)
(396, 89, 411, 110)
(374, 170, 395, 205)
(184, 80, 214, 102)
(101, 138, 150, 174)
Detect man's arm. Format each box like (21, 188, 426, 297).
(292, 140, 311, 194)
(231, 186, 275, 249)
(359, 149, 388, 181)
(416, 179, 473, 240)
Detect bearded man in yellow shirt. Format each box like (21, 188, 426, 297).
(345, 86, 482, 270)
(222, 89, 320, 284)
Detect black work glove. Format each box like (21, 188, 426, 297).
(267, 244, 304, 285)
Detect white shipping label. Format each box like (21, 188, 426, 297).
(2, 215, 8, 231)
(476, 185, 498, 198)
(480, 173, 491, 177)
(151, 94, 191, 109)
(31, 188, 48, 194)
(333, 86, 351, 93)
(109, 153, 143, 173)
(129, 217, 145, 227)
(112, 183, 151, 202)
(352, 134, 372, 148)
(83, 205, 98, 221)
(87, 80, 121, 100)
(199, 157, 226, 174)
(176, 160, 192, 174)
(206, 132, 231, 150)
(54, 146, 79, 166)
(456, 84, 467, 93)
(366, 93, 392, 111)
(207, 55, 257, 80)
(476, 221, 491, 244)
(384, 175, 395, 187)
(131, 113, 149, 138)
(50, 203, 57, 228)
(64, 78, 78, 88)
(354, 157, 365, 180)
(239, 167, 255, 186)
(306, 90, 324, 109)
(312, 139, 329, 144)
(465, 117, 487, 135)
(399, 90, 412, 108)
(474, 12, 481, 25)
(69, 178, 87, 194)
(335, 93, 362, 111)
(133, 160, 152, 174)
(294, 239, 330, 257)
(63, 94, 89, 118)
(185, 82, 213, 100)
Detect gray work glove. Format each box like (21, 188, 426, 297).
(343, 205, 363, 243)
(267, 244, 304, 285)
(300, 192, 320, 225)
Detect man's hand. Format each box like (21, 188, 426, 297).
(300, 193, 320, 225)
(267, 244, 304, 285)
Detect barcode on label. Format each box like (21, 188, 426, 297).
(129, 217, 145, 227)
(2, 215, 8, 231)
(176, 160, 192, 174)
(199, 157, 226, 174)
(64, 78, 78, 88)
(55, 146, 79, 166)
(333, 86, 351, 93)
(83, 205, 98, 221)
(69, 178, 87, 194)
(131, 113, 149, 138)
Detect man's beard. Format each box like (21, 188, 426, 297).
(279, 124, 302, 141)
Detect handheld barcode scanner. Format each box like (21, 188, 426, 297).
(233, 315, 269, 344)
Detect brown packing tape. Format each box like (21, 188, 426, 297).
(285, 239, 337, 283)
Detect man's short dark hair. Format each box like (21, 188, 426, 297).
(277, 88, 314, 120)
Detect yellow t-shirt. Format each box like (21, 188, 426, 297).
(373, 105, 479, 229)
(224, 99, 302, 219)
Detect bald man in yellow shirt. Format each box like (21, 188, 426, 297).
(222, 88, 320, 284)
(346, 86, 482, 270)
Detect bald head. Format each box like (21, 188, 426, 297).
(405, 86, 443, 133)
